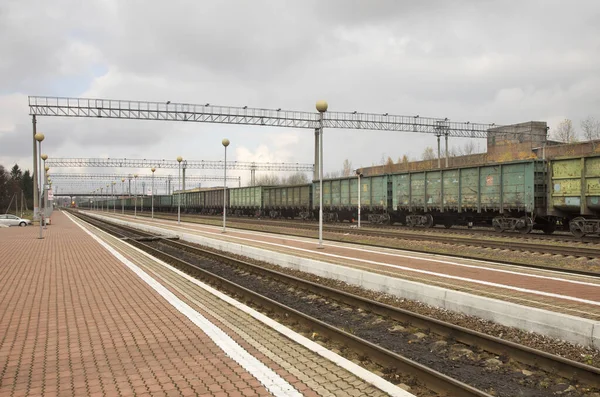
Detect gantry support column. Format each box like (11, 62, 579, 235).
(436, 134, 441, 169)
(314, 128, 320, 181)
(32, 116, 39, 220)
(445, 132, 449, 168)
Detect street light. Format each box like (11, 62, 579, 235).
(35, 133, 45, 239)
(46, 176, 52, 227)
(42, 157, 49, 230)
(316, 100, 328, 248)
(151, 167, 156, 219)
(356, 169, 363, 228)
(222, 139, 230, 233)
(106, 184, 110, 212)
(177, 156, 182, 224)
(100, 186, 104, 211)
(134, 174, 138, 218)
(121, 178, 125, 214)
(112, 182, 116, 213)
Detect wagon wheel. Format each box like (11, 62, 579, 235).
(517, 216, 533, 234)
(493, 219, 503, 233)
(424, 214, 434, 228)
(570, 217, 586, 238)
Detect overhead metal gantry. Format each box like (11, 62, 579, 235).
(29, 96, 495, 138)
(50, 173, 241, 195)
(29, 95, 501, 247)
(46, 157, 313, 187)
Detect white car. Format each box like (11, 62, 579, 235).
(0, 214, 32, 227)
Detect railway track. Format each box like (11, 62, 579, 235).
(73, 211, 600, 397)
(104, 210, 600, 264)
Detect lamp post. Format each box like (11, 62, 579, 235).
(222, 139, 230, 233)
(35, 133, 45, 239)
(177, 156, 182, 224)
(106, 184, 110, 212)
(100, 187, 104, 212)
(46, 177, 51, 228)
(316, 100, 328, 248)
(151, 167, 156, 220)
(112, 182, 116, 213)
(121, 178, 125, 214)
(134, 174, 138, 218)
(356, 170, 363, 228)
(42, 157, 48, 230)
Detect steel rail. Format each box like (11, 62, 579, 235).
(104, 210, 600, 276)
(72, 211, 600, 392)
(71, 211, 491, 396)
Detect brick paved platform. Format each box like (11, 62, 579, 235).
(0, 211, 410, 397)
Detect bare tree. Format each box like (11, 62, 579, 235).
(581, 116, 600, 141)
(254, 173, 280, 186)
(282, 172, 309, 185)
(422, 147, 436, 161)
(342, 159, 353, 177)
(397, 154, 409, 164)
(384, 157, 394, 173)
(552, 119, 578, 143)
(324, 170, 341, 179)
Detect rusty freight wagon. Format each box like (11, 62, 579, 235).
(548, 154, 600, 237)
(390, 159, 553, 233)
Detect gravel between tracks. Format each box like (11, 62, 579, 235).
(151, 239, 599, 397)
(170, 237, 600, 370)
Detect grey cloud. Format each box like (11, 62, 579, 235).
(2, 0, 600, 181)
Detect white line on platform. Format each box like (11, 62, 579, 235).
(65, 212, 303, 397)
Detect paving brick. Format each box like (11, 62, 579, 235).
(0, 212, 272, 397)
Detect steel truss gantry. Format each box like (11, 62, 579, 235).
(29, 96, 495, 138)
(45, 157, 314, 171)
(51, 173, 241, 196)
(29, 95, 501, 248)
(46, 157, 314, 186)
(49, 173, 240, 183)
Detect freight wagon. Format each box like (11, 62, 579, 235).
(92, 154, 600, 237)
(389, 159, 553, 234)
(229, 186, 263, 216)
(312, 176, 389, 223)
(263, 184, 312, 219)
(548, 155, 600, 237)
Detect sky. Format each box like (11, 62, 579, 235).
(1, 0, 599, 191)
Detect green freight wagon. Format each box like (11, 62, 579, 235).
(156, 195, 172, 211)
(263, 184, 312, 219)
(203, 188, 227, 214)
(548, 154, 600, 237)
(312, 175, 389, 222)
(229, 186, 263, 216)
(390, 160, 551, 233)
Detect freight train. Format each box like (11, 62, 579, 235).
(97, 154, 600, 238)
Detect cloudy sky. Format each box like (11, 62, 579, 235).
(1, 0, 599, 191)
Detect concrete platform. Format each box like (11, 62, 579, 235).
(0, 211, 412, 397)
(86, 211, 600, 349)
